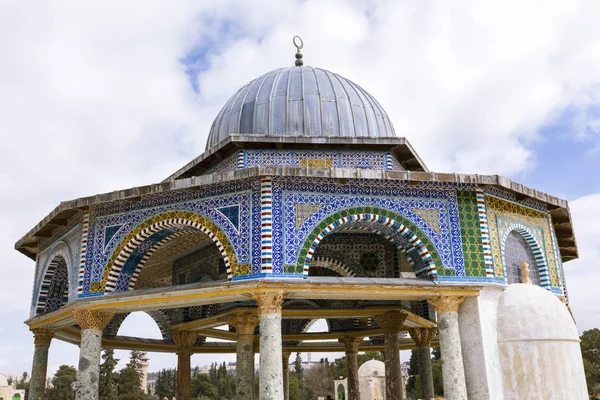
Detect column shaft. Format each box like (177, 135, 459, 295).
(76, 328, 104, 400)
(74, 310, 115, 400)
(408, 327, 437, 400)
(340, 337, 362, 400)
(177, 350, 192, 400)
(29, 329, 53, 400)
(172, 331, 198, 400)
(254, 291, 284, 400)
(429, 297, 468, 400)
(282, 352, 290, 400)
(375, 311, 407, 400)
(416, 345, 434, 400)
(230, 313, 258, 400)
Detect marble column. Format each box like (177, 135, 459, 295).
(408, 327, 437, 400)
(339, 337, 363, 400)
(282, 352, 290, 400)
(428, 296, 467, 400)
(253, 290, 284, 400)
(29, 328, 54, 400)
(172, 330, 198, 400)
(74, 309, 115, 400)
(229, 313, 258, 400)
(375, 311, 407, 400)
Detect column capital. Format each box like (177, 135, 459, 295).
(172, 330, 198, 355)
(339, 336, 363, 354)
(31, 328, 54, 347)
(228, 313, 258, 337)
(428, 296, 465, 314)
(408, 327, 437, 346)
(253, 290, 284, 315)
(373, 310, 408, 333)
(73, 309, 115, 330)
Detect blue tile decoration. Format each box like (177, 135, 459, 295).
(217, 205, 241, 231)
(104, 224, 124, 250)
(272, 177, 470, 276)
(80, 179, 261, 295)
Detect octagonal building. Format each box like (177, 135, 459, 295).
(17, 53, 586, 400)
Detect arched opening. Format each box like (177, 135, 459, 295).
(101, 212, 236, 293)
(12, 394, 21, 400)
(302, 211, 439, 279)
(36, 255, 69, 315)
(337, 384, 346, 400)
(502, 230, 541, 285)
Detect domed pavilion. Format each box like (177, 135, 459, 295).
(17, 41, 586, 400)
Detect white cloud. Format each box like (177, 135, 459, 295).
(2, 0, 600, 375)
(562, 193, 600, 333)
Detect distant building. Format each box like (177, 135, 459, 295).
(0, 374, 25, 400)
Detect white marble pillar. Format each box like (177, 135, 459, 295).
(375, 311, 407, 400)
(29, 328, 54, 400)
(339, 337, 363, 400)
(458, 286, 505, 400)
(254, 291, 284, 400)
(408, 327, 437, 400)
(74, 310, 115, 400)
(173, 330, 198, 400)
(230, 313, 258, 400)
(428, 296, 468, 400)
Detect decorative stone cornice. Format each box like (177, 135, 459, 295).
(428, 296, 465, 314)
(228, 313, 258, 337)
(253, 290, 284, 315)
(373, 311, 408, 333)
(32, 328, 54, 347)
(73, 309, 116, 330)
(339, 336, 363, 354)
(172, 331, 198, 355)
(408, 327, 437, 347)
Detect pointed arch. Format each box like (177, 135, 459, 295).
(99, 211, 239, 293)
(501, 224, 550, 288)
(309, 256, 356, 277)
(297, 207, 440, 279)
(36, 255, 69, 314)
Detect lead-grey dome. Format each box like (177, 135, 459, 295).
(206, 66, 396, 149)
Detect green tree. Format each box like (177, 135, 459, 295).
(154, 368, 176, 399)
(288, 374, 302, 400)
(99, 349, 119, 400)
(406, 350, 419, 398)
(45, 365, 77, 400)
(190, 373, 217, 399)
(293, 353, 304, 394)
(117, 351, 146, 400)
(581, 328, 600, 396)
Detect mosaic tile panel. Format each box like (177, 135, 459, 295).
(476, 190, 494, 276)
(34, 224, 81, 314)
(482, 186, 547, 212)
(203, 151, 239, 175)
(241, 149, 402, 170)
(295, 204, 321, 228)
(456, 191, 487, 277)
(486, 195, 560, 288)
(260, 177, 273, 273)
(503, 230, 541, 285)
(310, 233, 396, 277)
(36, 256, 69, 314)
(272, 177, 466, 276)
(81, 179, 261, 296)
(412, 208, 441, 234)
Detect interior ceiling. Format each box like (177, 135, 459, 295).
(135, 230, 215, 289)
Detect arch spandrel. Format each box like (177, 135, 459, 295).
(292, 207, 445, 279)
(91, 210, 250, 294)
(33, 240, 76, 315)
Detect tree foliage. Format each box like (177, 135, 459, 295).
(154, 368, 176, 400)
(117, 351, 148, 400)
(45, 365, 77, 400)
(99, 349, 119, 400)
(581, 328, 600, 396)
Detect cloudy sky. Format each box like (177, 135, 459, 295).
(1, 0, 600, 377)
